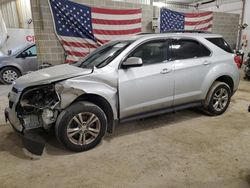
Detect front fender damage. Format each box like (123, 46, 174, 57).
(10, 84, 85, 158)
(17, 84, 85, 131)
(55, 83, 85, 109)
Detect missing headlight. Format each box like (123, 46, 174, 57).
(20, 85, 60, 112)
(18, 84, 61, 130)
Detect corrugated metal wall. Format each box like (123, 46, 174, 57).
(16, 0, 33, 28)
(0, 1, 19, 28)
(0, 0, 32, 28)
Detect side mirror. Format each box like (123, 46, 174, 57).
(122, 57, 143, 68)
(7, 50, 12, 56)
(20, 52, 28, 58)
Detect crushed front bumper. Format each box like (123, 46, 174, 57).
(5, 87, 23, 132)
(5, 86, 47, 157)
(5, 107, 46, 156)
(5, 106, 23, 132)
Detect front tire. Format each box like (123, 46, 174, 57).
(0, 67, 21, 84)
(55, 102, 107, 152)
(203, 81, 231, 116)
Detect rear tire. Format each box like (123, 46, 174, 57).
(55, 101, 107, 152)
(202, 81, 231, 116)
(0, 67, 21, 85)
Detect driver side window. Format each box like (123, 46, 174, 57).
(128, 40, 169, 65)
(23, 46, 37, 57)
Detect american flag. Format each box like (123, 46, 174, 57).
(160, 8, 213, 32)
(49, 0, 142, 63)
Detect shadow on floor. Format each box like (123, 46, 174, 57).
(46, 108, 205, 156)
(108, 108, 203, 139)
(0, 126, 28, 159)
(0, 108, 205, 158)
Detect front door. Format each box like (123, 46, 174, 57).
(17, 45, 38, 73)
(118, 39, 174, 119)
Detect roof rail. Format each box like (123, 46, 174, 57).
(163, 30, 211, 34)
(136, 32, 153, 35)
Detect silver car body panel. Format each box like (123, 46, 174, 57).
(57, 66, 118, 119)
(0, 44, 38, 75)
(5, 33, 240, 131)
(13, 64, 93, 91)
(118, 61, 174, 118)
(5, 91, 23, 131)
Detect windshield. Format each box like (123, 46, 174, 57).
(0, 44, 32, 57)
(76, 40, 133, 69)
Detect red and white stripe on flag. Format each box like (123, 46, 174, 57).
(92, 7, 142, 43)
(62, 7, 142, 63)
(184, 12, 213, 31)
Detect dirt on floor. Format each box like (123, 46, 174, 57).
(0, 75, 250, 188)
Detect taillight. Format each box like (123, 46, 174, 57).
(234, 55, 242, 68)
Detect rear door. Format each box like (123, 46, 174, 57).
(118, 39, 174, 118)
(171, 38, 212, 105)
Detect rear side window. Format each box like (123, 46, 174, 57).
(171, 39, 211, 60)
(206, 37, 233, 53)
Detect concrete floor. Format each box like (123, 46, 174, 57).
(0, 85, 10, 125)
(0, 75, 250, 188)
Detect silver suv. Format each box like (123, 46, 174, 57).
(5, 32, 240, 152)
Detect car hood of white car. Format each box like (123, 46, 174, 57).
(13, 64, 92, 91)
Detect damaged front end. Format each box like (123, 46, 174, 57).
(17, 84, 61, 131)
(6, 83, 85, 133)
(5, 83, 85, 157)
(5, 84, 62, 157)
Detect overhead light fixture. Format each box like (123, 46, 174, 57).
(153, 2, 167, 8)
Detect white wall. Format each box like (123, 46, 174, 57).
(242, 0, 250, 57)
(1, 28, 34, 54)
(199, 0, 243, 18)
(198, 0, 250, 57)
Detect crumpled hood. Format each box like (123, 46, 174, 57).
(14, 64, 92, 91)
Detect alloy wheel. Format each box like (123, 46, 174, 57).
(67, 112, 101, 146)
(2, 70, 18, 83)
(212, 88, 229, 112)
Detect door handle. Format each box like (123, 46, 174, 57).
(160, 68, 172, 74)
(203, 60, 211, 66)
